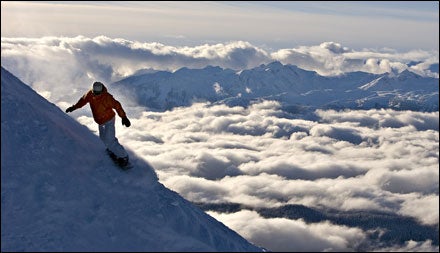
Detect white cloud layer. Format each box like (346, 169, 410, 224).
(73, 100, 439, 251)
(208, 210, 367, 252)
(271, 42, 439, 76)
(1, 36, 438, 105)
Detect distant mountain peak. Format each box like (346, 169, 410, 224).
(266, 61, 283, 69)
(111, 62, 438, 112)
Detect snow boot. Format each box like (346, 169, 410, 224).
(106, 149, 131, 169)
(106, 148, 117, 160)
(117, 156, 129, 167)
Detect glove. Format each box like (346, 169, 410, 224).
(122, 116, 131, 127)
(65, 106, 75, 113)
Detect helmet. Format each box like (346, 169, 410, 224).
(92, 82, 103, 95)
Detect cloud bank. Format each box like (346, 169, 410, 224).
(208, 210, 367, 252)
(1, 36, 438, 104)
(73, 100, 438, 251)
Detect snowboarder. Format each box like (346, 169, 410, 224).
(65, 81, 131, 167)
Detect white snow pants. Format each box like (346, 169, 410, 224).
(99, 117, 128, 158)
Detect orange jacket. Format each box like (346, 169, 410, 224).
(72, 85, 126, 125)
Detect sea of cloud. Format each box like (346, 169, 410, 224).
(1, 36, 438, 251)
(75, 100, 438, 251)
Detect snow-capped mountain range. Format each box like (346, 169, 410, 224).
(112, 61, 439, 112)
(1, 67, 263, 252)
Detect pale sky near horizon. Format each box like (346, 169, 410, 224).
(1, 1, 439, 51)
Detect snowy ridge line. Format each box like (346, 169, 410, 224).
(112, 62, 439, 112)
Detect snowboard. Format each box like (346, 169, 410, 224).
(106, 149, 133, 170)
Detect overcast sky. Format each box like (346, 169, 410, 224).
(1, 1, 439, 51)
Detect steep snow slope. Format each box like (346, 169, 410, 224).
(1, 67, 262, 252)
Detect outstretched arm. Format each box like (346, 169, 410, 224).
(65, 91, 91, 113)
